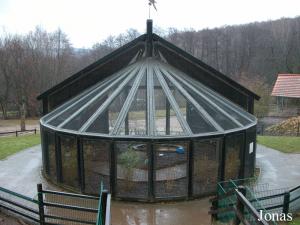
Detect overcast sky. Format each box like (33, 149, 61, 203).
(0, 0, 299, 48)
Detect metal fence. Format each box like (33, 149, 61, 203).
(215, 179, 276, 224)
(211, 185, 270, 225)
(0, 183, 111, 225)
(41, 185, 99, 225)
(289, 186, 300, 213)
(212, 178, 300, 225)
(0, 186, 39, 223)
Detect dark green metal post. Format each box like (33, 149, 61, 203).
(37, 184, 45, 225)
(188, 141, 193, 198)
(220, 136, 226, 181)
(148, 143, 154, 201)
(125, 87, 129, 135)
(217, 139, 223, 182)
(55, 134, 62, 183)
(234, 186, 246, 225)
(240, 131, 246, 179)
(96, 182, 104, 225)
(166, 99, 170, 135)
(77, 137, 85, 192)
(110, 142, 116, 197)
(43, 131, 50, 175)
(282, 191, 290, 215)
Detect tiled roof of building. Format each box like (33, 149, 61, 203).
(271, 74, 300, 98)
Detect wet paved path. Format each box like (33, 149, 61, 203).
(256, 144, 300, 189)
(112, 199, 211, 225)
(0, 145, 58, 198)
(0, 145, 42, 198)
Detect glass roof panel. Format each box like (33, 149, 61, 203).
(161, 69, 218, 134)
(42, 77, 112, 123)
(121, 75, 147, 136)
(86, 76, 136, 134)
(47, 74, 123, 127)
(153, 73, 185, 136)
(174, 71, 256, 125)
(41, 57, 256, 137)
(153, 76, 167, 136)
(174, 81, 239, 130)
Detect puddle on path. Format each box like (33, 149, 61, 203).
(111, 198, 211, 225)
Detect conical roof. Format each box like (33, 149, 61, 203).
(41, 55, 256, 138)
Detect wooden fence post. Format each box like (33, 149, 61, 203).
(282, 191, 290, 215)
(37, 184, 45, 225)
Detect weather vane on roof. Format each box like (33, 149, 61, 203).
(148, 0, 157, 19)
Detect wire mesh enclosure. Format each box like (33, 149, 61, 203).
(193, 139, 220, 196)
(83, 140, 111, 194)
(154, 142, 188, 199)
(40, 55, 257, 201)
(115, 141, 149, 200)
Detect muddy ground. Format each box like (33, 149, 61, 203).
(0, 119, 39, 133)
(0, 211, 29, 225)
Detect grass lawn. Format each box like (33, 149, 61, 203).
(290, 218, 300, 225)
(257, 136, 300, 153)
(0, 134, 41, 160)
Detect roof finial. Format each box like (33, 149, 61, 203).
(146, 19, 153, 57)
(148, 0, 157, 19)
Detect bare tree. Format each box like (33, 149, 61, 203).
(0, 36, 12, 119)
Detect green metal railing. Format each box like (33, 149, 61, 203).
(96, 182, 104, 225)
(0, 186, 39, 223)
(217, 179, 237, 222)
(96, 182, 111, 225)
(216, 178, 273, 224)
(214, 178, 300, 225)
(0, 182, 111, 225)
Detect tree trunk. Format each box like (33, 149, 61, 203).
(20, 100, 26, 131)
(0, 101, 8, 119)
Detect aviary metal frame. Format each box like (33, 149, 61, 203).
(40, 58, 256, 138)
(41, 125, 256, 202)
(40, 56, 257, 202)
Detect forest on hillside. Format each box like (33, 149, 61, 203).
(0, 16, 300, 119)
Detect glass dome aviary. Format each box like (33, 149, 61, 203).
(41, 57, 256, 137)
